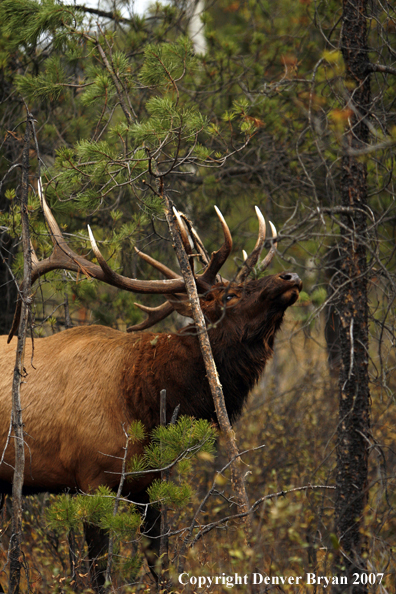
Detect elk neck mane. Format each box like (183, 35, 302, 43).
(205, 308, 285, 423)
(115, 299, 287, 430)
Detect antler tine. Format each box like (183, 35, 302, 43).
(87, 225, 116, 277)
(198, 205, 233, 285)
(179, 214, 211, 269)
(257, 221, 277, 271)
(8, 179, 86, 343)
(126, 301, 174, 332)
(236, 206, 266, 282)
(173, 207, 193, 255)
(134, 247, 181, 280)
(86, 226, 186, 294)
(38, 178, 70, 255)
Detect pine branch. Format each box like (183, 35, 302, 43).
(73, 4, 132, 25)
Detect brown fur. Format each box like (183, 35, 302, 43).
(0, 271, 301, 587)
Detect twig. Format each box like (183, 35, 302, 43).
(190, 485, 336, 546)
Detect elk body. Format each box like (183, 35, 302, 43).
(0, 191, 302, 591)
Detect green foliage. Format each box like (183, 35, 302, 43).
(147, 479, 191, 507)
(47, 485, 141, 540)
(80, 72, 116, 107)
(0, 0, 81, 48)
(75, 486, 115, 525)
(128, 419, 146, 444)
(45, 493, 80, 532)
(45, 417, 215, 550)
(139, 36, 195, 87)
(131, 97, 207, 145)
(15, 56, 67, 101)
(47, 486, 114, 532)
(144, 416, 216, 470)
(128, 454, 148, 475)
(310, 287, 327, 306)
(75, 139, 117, 162)
(99, 505, 141, 539)
(129, 416, 216, 475)
(128, 416, 217, 510)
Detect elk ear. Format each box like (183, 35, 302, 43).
(169, 295, 193, 318)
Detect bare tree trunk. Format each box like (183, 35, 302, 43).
(187, 0, 207, 54)
(8, 113, 34, 593)
(159, 389, 170, 589)
(163, 192, 252, 532)
(332, 0, 371, 591)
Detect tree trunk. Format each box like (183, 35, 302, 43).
(8, 114, 33, 594)
(332, 0, 371, 591)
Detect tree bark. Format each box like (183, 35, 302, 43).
(159, 389, 170, 583)
(8, 114, 33, 594)
(332, 0, 371, 591)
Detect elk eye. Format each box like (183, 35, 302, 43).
(225, 293, 237, 302)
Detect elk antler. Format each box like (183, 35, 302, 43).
(9, 181, 276, 339)
(7, 180, 189, 342)
(179, 214, 211, 271)
(173, 207, 196, 275)
(126, 301, 175, 332)
(172, 208, 193, 255)
(127, 245, 183, 331)
(236, 210, 277, 282)
(34, 183, 189, 297)
(197, 206, 233, 285)
(235, 206, 266, 282)
(134, 247, 181, 280)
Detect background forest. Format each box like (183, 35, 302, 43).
(0, 0, 396, 592)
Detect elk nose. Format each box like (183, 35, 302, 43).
(279, 272, 303, 290)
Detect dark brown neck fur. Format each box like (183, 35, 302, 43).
(122, 310, 285, 430)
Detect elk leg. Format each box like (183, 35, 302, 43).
(142, 504, 161, 579)
(83, 522, 108, 594)
(68, 528, 79, 592)
(132, 490, 161, 581)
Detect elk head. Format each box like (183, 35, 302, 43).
(195, 273, 302, 333)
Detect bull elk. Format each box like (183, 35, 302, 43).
(0, 188, 302, 591)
